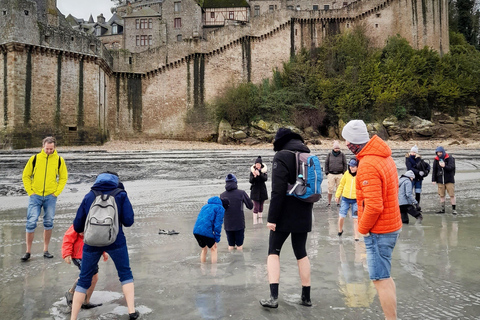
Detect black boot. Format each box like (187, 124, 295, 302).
(260, 283, 279, 308)
(300, 286, 312, 307)
(436, 204, 445, 214)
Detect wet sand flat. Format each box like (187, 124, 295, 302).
(1, 149, 480, 319)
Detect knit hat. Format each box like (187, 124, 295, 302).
(341, 120, 370, 144)
(410, 145, 418, 153)
(225, 173, 237, 183)
(348, 158, 358, 167)
(273, 128, 304, 151)
(255, 156, 263, 164)
(404, 170, 415, 179)
(333, 140, 340, 149)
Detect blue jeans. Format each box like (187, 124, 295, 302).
(339, 197, 358, 218)
(412, 180, 422, 193)
(26, 194, 57, 233)
(364, 230, 401, 280)
(76, 245, 133, 293)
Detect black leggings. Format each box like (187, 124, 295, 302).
(268, 231, 308, 260)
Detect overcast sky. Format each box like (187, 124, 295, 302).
(57, 0, 114, 21)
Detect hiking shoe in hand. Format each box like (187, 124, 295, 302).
(43, 251, 54, 258)
(129, 310, 140, 319)
(81, 302, 102, 309)
(65, 291, 73, 307)
(260, 297, 278, 308)
(21, 253, 31, 261)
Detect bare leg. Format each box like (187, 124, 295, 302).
(328, 193, 332, 205)
(338, 217, 345, 233)
(210, 244, 218, 264)
(353, 219, 359, 239)
(200, 247, 207, 263)
(258, 211, 262, 218)
(373, 278, 397, 320)
(297, 256, 311, 286)
(85, 274, 99, 304)
(228, 246, 235, 251)
(122, 282, 135, 314)
(237, 245, 243, 251)
(450, 196, 456, 205)
(267, 254, 280, 283)
(26, 232, 34, 253)
(43, 229, 52, 252)
(70, 292, 86, 320)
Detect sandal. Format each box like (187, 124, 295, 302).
(167, 230, 179, 235)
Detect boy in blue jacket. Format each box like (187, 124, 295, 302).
(193, 196, 228, 263)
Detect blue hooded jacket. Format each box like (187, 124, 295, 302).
(73, 173, 135, 252)
(193, 196, 225, 242)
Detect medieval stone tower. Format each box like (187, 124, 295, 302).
(0, 0, 449, 148)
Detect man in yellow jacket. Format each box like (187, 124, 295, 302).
(21, 137, 68, 261)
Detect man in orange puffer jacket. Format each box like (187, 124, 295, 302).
(342, 120, 402, 320)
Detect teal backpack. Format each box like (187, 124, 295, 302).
(284, 151, 323, 203)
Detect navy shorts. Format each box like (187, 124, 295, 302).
(194, 234, 216, 248)
(225, 229, 245, 247)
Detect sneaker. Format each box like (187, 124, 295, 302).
(167, 230, 179, 235)
(337, 230, 343, 236)
(436, 208, 445, 214)
(129, 310, 140, 320)
(43, 251, 54, 259)
(21, 253, 31, 262)
(65, 291, 73, 307)
(326, 203, 331, 207)
(337, 203, 340, 207)
(81, 302, 102, 309)
(452, 209, 458, 215)
(259, 297, 278, 308)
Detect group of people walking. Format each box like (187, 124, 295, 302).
(20, 121, 459, 320)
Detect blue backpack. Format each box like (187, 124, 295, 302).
(284, 151, 323, 203)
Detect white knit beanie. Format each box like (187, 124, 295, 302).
(341, 120, 370, 144)
(410, 145, 418, 153)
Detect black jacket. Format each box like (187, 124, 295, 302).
(268, 139, 314, 233)
(432, 154, 455, 184)
(220, 181, 253, 231)
(249, 164, 268, 201)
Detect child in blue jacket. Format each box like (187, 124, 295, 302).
(193, 196, 229, 263)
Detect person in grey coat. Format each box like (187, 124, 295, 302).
(399, 170, 423, 224)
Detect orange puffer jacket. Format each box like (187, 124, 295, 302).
(356, 135, 402, 234)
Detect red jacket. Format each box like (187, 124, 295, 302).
(356, 135, 402, 234)
(62, 225, 84, 259)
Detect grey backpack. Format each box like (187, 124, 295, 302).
(84, 189, 123, 247)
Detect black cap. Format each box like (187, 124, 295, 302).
(273, 128, 304, 151)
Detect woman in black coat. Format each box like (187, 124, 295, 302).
(249, 156, 268, 219)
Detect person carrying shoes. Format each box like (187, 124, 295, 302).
(432, 146, 457, 215)
(21, 136, 68, 261)
(62, 224, 107, 309)
(260, 128, 314, 309)
(398, 170, 423, 224)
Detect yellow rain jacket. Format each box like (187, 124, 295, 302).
(22, 150, 68, 197)
(335, 170, 356, 200)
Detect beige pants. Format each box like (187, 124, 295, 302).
(327, 173, 343, 194)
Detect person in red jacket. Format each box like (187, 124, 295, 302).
(342, 120, 402, 320)
(62, 225, 108, 309)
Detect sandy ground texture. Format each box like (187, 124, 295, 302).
(42, 137, 480, 153)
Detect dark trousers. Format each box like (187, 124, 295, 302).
(400, 204, 421, 224)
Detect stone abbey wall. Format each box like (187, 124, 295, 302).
(0, 0, 449, 148)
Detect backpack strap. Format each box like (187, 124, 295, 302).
(32, 155, 37, 171)
(281, 150, 300, 177)
(58, 157, 62, 170)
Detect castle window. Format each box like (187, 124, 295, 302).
(174, 2, 182, 13)
(210, 12, 215, 19)
(2, 11, 6, 15)
(375, 24, 378, 28)
(95, 26, 101, 36)
(136, 19, 139, 29)
(129, 57, 132, 64)
(24, 10, 29, 15)
(140, 19, 146, 29)
(324, 5, 329, 10)
(112, 24, 118, 35)
(177, 34, 182, 42)
(174, 18, 181, 29)
(287, 6, 294, 10)
(347, 23, 350, 28)
(376, 13, 381, 17)
(229, 11, 234, 19)
(296, 5, 300, 10)
(148, 35, 152, 45)
(269, 5, 274, 12)
(254, 5, 260, 16)
(148, 18, 153, 29)
(343, 2, 348, 6)
(313, 5, 319, 11)
(136, 35, 140, 46)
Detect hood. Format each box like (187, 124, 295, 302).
(279, 138, 310, 153)
(251, 164, 268, 174)
(356, 135, 391, 160)
(207, 196, 222, 206)
(225, 180, 238, 191)
(39, 149, 58, 158)
(399, 176, 411, 185)
(91, 173, 119, 192)
(434, 146, 448, 160)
